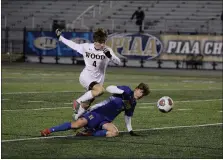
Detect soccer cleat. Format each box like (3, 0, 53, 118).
(40, 128, 51, 137)
(73, 100, 80, 114)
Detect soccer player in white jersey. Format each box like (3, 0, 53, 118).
(55, 28, 121, 120)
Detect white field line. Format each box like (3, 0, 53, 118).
(1, 88, 222, 95)
(2, 99, 10, 101)
(2, 73, 219, 81)
(64, 102, 73, 105)
(218, 111, 223, 112)
(139, 106, 154, 109)
(3, 73, 76, 76)
(27, 101, 44, 103)
(177, 109, 192, 111)
(10, 73, 22, 75)
(140, 99, 223, 105)
(1, 123, 222, 143)
(2, 107, 71, 112)
(2, 99, 222, 112)
(2, 91, 74, 95)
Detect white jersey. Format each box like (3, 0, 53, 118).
(59, 36, 121, 89)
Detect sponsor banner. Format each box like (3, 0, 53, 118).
(105, 33, 163, 60)
(25, 31, 93, 56)
(106, 33, 222, 62)
(25, 31, 222, 62)
(159, 35, 223, 62)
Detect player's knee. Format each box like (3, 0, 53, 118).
(93, 85, 105, 96)
(71, 118, 87, 129)
(71, 121, 78, 128)
(114, 130, 119, 137)
(80, 102, 90, 110)
(97, 86, 105, 95)
(108, 128, 119, 137)
(111, 130, 119, 137)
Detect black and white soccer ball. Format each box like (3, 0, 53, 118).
(157, 96, 174, 113)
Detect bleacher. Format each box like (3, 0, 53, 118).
(86, 0, 222, 34)
(1, 0, 222, 41)
(1, 0, 110, 30)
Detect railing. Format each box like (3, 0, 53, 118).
(1, 17, 221, 34)
(92, 18, 222, 34)
(67, 1, 113, 30)
(71, 5, 95, 30)
(2, 1, 114, 31)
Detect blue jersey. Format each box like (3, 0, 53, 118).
(82, 86, 137, 130)
(90, 85, 137, 121)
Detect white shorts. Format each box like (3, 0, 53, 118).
(79, 70, 105, 90)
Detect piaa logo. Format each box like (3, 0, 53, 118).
(106, 33, 163, 60)
(34, 37, 57, 50)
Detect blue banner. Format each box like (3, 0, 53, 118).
(105, 33, 163, 60)
(25, 31, 93, 57)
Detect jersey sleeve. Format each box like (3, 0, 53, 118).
(117, 86, 132, 95)
(124, 103, 136, 117)
(118, 85, 135, 117)
(106, 85, 124, 94)
(108, 48, 121, 65)
(59, 36, 84, 54)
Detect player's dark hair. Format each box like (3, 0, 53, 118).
(93, 28, 108, 43)
(136, 83, 150, 96)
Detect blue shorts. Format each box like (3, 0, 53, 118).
(82, 111, 110, 130)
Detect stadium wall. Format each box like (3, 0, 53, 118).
(5, 29, 223, 70)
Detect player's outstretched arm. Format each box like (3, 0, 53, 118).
(55, 28, 83, 54)
(125, 115, 139, 136)
(110, 50, 121, 65)
(103, 48, 121, 65)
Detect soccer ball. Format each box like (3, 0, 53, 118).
(157, 96, 174, 113)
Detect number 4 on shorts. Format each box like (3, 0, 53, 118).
(92, 61, 97, 67)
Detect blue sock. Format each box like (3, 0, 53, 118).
(92, 129, 107, 137)
(49, 122, 71, 133)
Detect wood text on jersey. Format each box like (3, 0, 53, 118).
(85, 52, 106, 60)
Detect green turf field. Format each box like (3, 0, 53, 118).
(1, 63, 223, 159)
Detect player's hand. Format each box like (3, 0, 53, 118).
(103, 48, 112, 58)
(55, 28, 62, 39)
(129, 130, 139, 136)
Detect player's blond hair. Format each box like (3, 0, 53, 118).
(93, 28, 108, 43)
(136, 83, 150, 96)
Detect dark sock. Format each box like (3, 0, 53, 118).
(92, 129, 107, 137)
(49, 122, 71, 133)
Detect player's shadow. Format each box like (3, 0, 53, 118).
(52, 130, 154, 140)
(46, 131, 151, 143)
(53, 135, 107, 141)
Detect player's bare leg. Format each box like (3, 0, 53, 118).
(76, 123, 119, 137)
(91, 84, 105, 97)
(71, 117, 88, 128)
(102, 123, 119, 137)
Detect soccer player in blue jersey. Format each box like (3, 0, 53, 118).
(40, 83, 150, 137)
